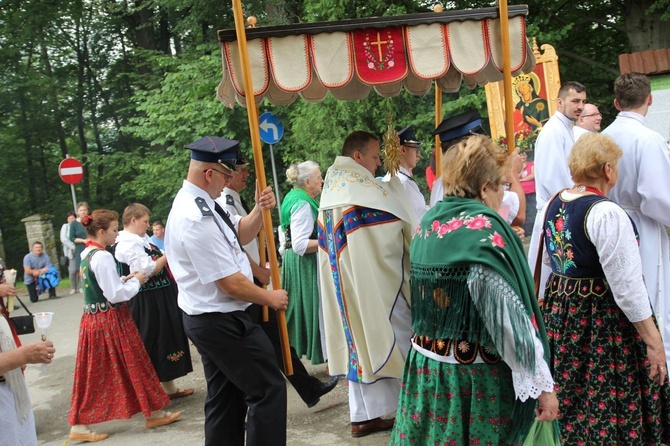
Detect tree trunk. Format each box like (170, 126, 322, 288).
(40, 43, 69, 159)
(123, 1, 157, 51)
(18, 89, 37, 210)
(74, 14, 90, 200)
(625, 0, 670, 52)
(158, 7, 171, 55)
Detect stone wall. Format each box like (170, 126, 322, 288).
(21, 214, 58, 273)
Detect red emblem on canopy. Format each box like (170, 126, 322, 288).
(353, 27, 408, 85)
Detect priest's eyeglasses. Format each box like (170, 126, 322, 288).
(581, 113, 602, 118)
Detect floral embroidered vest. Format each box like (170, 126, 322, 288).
(544, 195, 617, 277)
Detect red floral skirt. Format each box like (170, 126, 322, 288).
(68, 302, 170, 425)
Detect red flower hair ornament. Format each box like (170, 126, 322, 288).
(81, 214, 93, 226)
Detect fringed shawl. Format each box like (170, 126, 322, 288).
(410, 196, 551, 443)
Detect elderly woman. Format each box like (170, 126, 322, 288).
(390, 135, 557, 445)
(280, 161, 325, 365)
(69, 201, 89, 293)
(1, 282, 55, 446)
(60, 211, 78, 294)
(541, 132, 670, 444)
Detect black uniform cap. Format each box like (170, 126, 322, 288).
(432, 110, 486, 143)
(185, 136, 240, 171)
(398, 125, 421, 147)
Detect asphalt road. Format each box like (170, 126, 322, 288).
(16, 290, 392, 446)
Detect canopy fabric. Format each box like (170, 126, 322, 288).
(217, 6, 535, 107)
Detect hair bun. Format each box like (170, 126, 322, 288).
(82, 214, 93, 227)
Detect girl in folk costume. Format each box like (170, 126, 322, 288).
(280, 161, 326, 365)
(111, 203, 193, 399)
(390, 136, 558, 445)
(68, 210, 181, 443)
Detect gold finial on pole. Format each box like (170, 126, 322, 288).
(383, 114, 402, 177)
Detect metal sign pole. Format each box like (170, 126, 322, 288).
(70, 184, 78, 214)
(269, 144, 282, 215)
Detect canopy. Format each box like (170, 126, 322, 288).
(217, 6, 535, 107)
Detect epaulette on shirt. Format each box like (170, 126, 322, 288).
(195, 197, 214, 217)
(226, 194, 235, 206)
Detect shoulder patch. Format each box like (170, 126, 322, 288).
(195, 197, 214, 217)
(226, 194, 235, 206)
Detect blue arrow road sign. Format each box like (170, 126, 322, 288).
(259, 112, 284, 145)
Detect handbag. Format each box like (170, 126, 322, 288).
(522, 420, 561, 446)
(10, 295, 35, 335)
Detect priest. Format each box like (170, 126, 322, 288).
(318, 130, 416, 438)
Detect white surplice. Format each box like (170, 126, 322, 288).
(527, 111, 576, 297)
(603, 111, 670, 369)
(382, 166, 428, 221)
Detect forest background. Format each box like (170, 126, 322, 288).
(1, 0, 669, 272)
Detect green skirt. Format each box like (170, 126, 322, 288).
(281, 249, 324, 364)
(390, 347, 520, 446)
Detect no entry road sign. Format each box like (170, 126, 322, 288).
(59, 157, 84, 185)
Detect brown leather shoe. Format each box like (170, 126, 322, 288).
(145, 411, 182, 428)
(351, 417, 395, 438)
(68, 431, 109, 442)
(168, 388, 194, 399)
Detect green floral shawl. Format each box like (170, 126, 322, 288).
(410, 196, 551, 442)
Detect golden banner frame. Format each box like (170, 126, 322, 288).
(486, 39, 561, 141)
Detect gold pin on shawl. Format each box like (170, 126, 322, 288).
(383, 114, 402, 177)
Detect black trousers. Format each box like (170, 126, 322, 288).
(246, 304, 324, 404)
(182, 310, 286, 446)
(27, 282, 56, 303)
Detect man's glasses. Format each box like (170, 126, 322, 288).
(205, 167, 233, 180)
(581, 113, 602, 118)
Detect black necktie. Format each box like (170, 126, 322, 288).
(398, 171, 415, 183)
(214, 202, 243, 250)
(240, 196, 251, 214)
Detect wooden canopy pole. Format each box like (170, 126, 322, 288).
(498, 0, 516, 154)
(434, 86, 443, 177)
(433, 4, 444, 177)
(258, 231, 269, 322)
(231, 0, 293, 375)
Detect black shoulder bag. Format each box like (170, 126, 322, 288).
(10, 295, 35, 335)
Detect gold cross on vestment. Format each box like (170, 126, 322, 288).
(369, 32, 388, 60)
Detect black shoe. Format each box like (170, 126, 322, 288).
(306, 377, 339, 408)
(49, 294, 59, 299)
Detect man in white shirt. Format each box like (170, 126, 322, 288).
(165, 137, 288, 446)
(527, 81, 587, 296)
(149, 220, 165, 252)
(383, 125, 429, 220)
(602, 72, 670, 370)
(218, 160, 338, 409)
(429, 111, 525, 229)
(573, 103, 602, 140)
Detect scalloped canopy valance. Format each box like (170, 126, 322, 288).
(217, 5, 535, 107)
